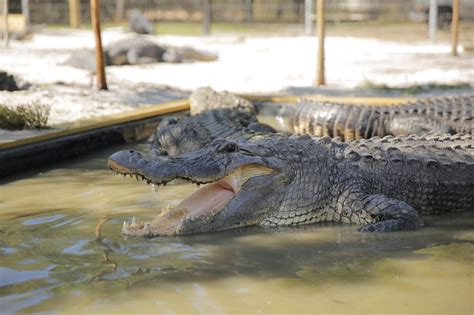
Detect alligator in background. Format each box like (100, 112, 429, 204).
(150, 108, 276, 157)
(146, 90, 473, 158)
(273, 94, 473, 140)
(109, 133, 474, 236)
(188, 88, 472, 140)
(64, 37, 217, 71)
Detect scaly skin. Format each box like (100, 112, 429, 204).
(108, 133, 474, 236)
(150, 108, 276, 157)
(149, 93, 472, 157)
(274, 94, 473, 141)
(284, 94, 474, 141)
(105, 37, 166, 65)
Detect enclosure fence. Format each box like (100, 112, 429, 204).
(9, 0, 420, 25)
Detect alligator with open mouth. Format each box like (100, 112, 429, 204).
(108, 133, 474, 236)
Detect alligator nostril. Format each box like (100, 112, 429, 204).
(129, 150, 134, 153)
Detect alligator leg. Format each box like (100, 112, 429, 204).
(357, 194, 424, 232)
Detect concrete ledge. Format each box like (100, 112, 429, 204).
(243, 94, 413, 106)
(0, 99, 190, 178)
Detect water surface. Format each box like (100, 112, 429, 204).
(0, 143, 473, 314)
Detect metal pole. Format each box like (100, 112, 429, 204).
(91, 0, 107, 90)
(305, 0, 313, 36)
(21, 0, 29, 27)
(314, 0, 325, 86)
(428, 0, 437, 41)
(451, 0, 459, 56)
(2, 0, 8, 48)
(202, 0, 211, 35)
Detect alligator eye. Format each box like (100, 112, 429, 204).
(219, 142, 238, 153)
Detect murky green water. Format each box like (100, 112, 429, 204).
(1, 143, 473, 314)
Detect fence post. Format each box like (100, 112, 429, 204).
(245, 0, 253, 23)
(304, 0, 313, 36)
(21, 0, 29, 26)
(68, 0, 81, 28)
(428, 0, 437, 41)
(91, 0, 107, 90)
(114, 0, 125, 22)
(451, 0, 459, 56)
(314, 0, 325, 86)
(2, 0, 8, 48)
(202, 0, 211, 35)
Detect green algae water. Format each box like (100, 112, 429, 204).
(1, 143, 473, 314)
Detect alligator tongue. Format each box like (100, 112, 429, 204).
(177, 181, 235, 218)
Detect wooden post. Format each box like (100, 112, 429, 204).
(314, 0, 325, 86)
(451, 0, 459, 56)
(2, 0, 8, 48)
(91, 0, 108, 90)
(202, 0, 211, 35)
(68, 0, 81, 28)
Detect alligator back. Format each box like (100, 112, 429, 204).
(344, 133, 474, 214)
(289, 94, 473, 141)
(105, 37, 165, 65)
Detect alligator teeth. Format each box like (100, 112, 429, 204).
(143, 223, 150, 233)
(151, 184, 159, 192)
(131, 216, 137, 225)
(160, 205, 171, 216)
(122, 221, 129, 234)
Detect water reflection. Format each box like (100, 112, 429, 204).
(0, 143, 473, 314)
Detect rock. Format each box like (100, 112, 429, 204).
(0, 71, 29, 91)
(128, 10, 154, 35)
(190, 87, 255, 115)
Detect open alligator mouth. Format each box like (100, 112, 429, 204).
(108, 158, 273, 236)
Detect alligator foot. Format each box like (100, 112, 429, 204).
(358, 194, 424, 232)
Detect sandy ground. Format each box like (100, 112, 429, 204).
(1, 27, 473, 141)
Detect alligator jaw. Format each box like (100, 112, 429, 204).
(116, 165, 273, 236)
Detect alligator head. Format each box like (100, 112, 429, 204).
(108, 135, 335, 236)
